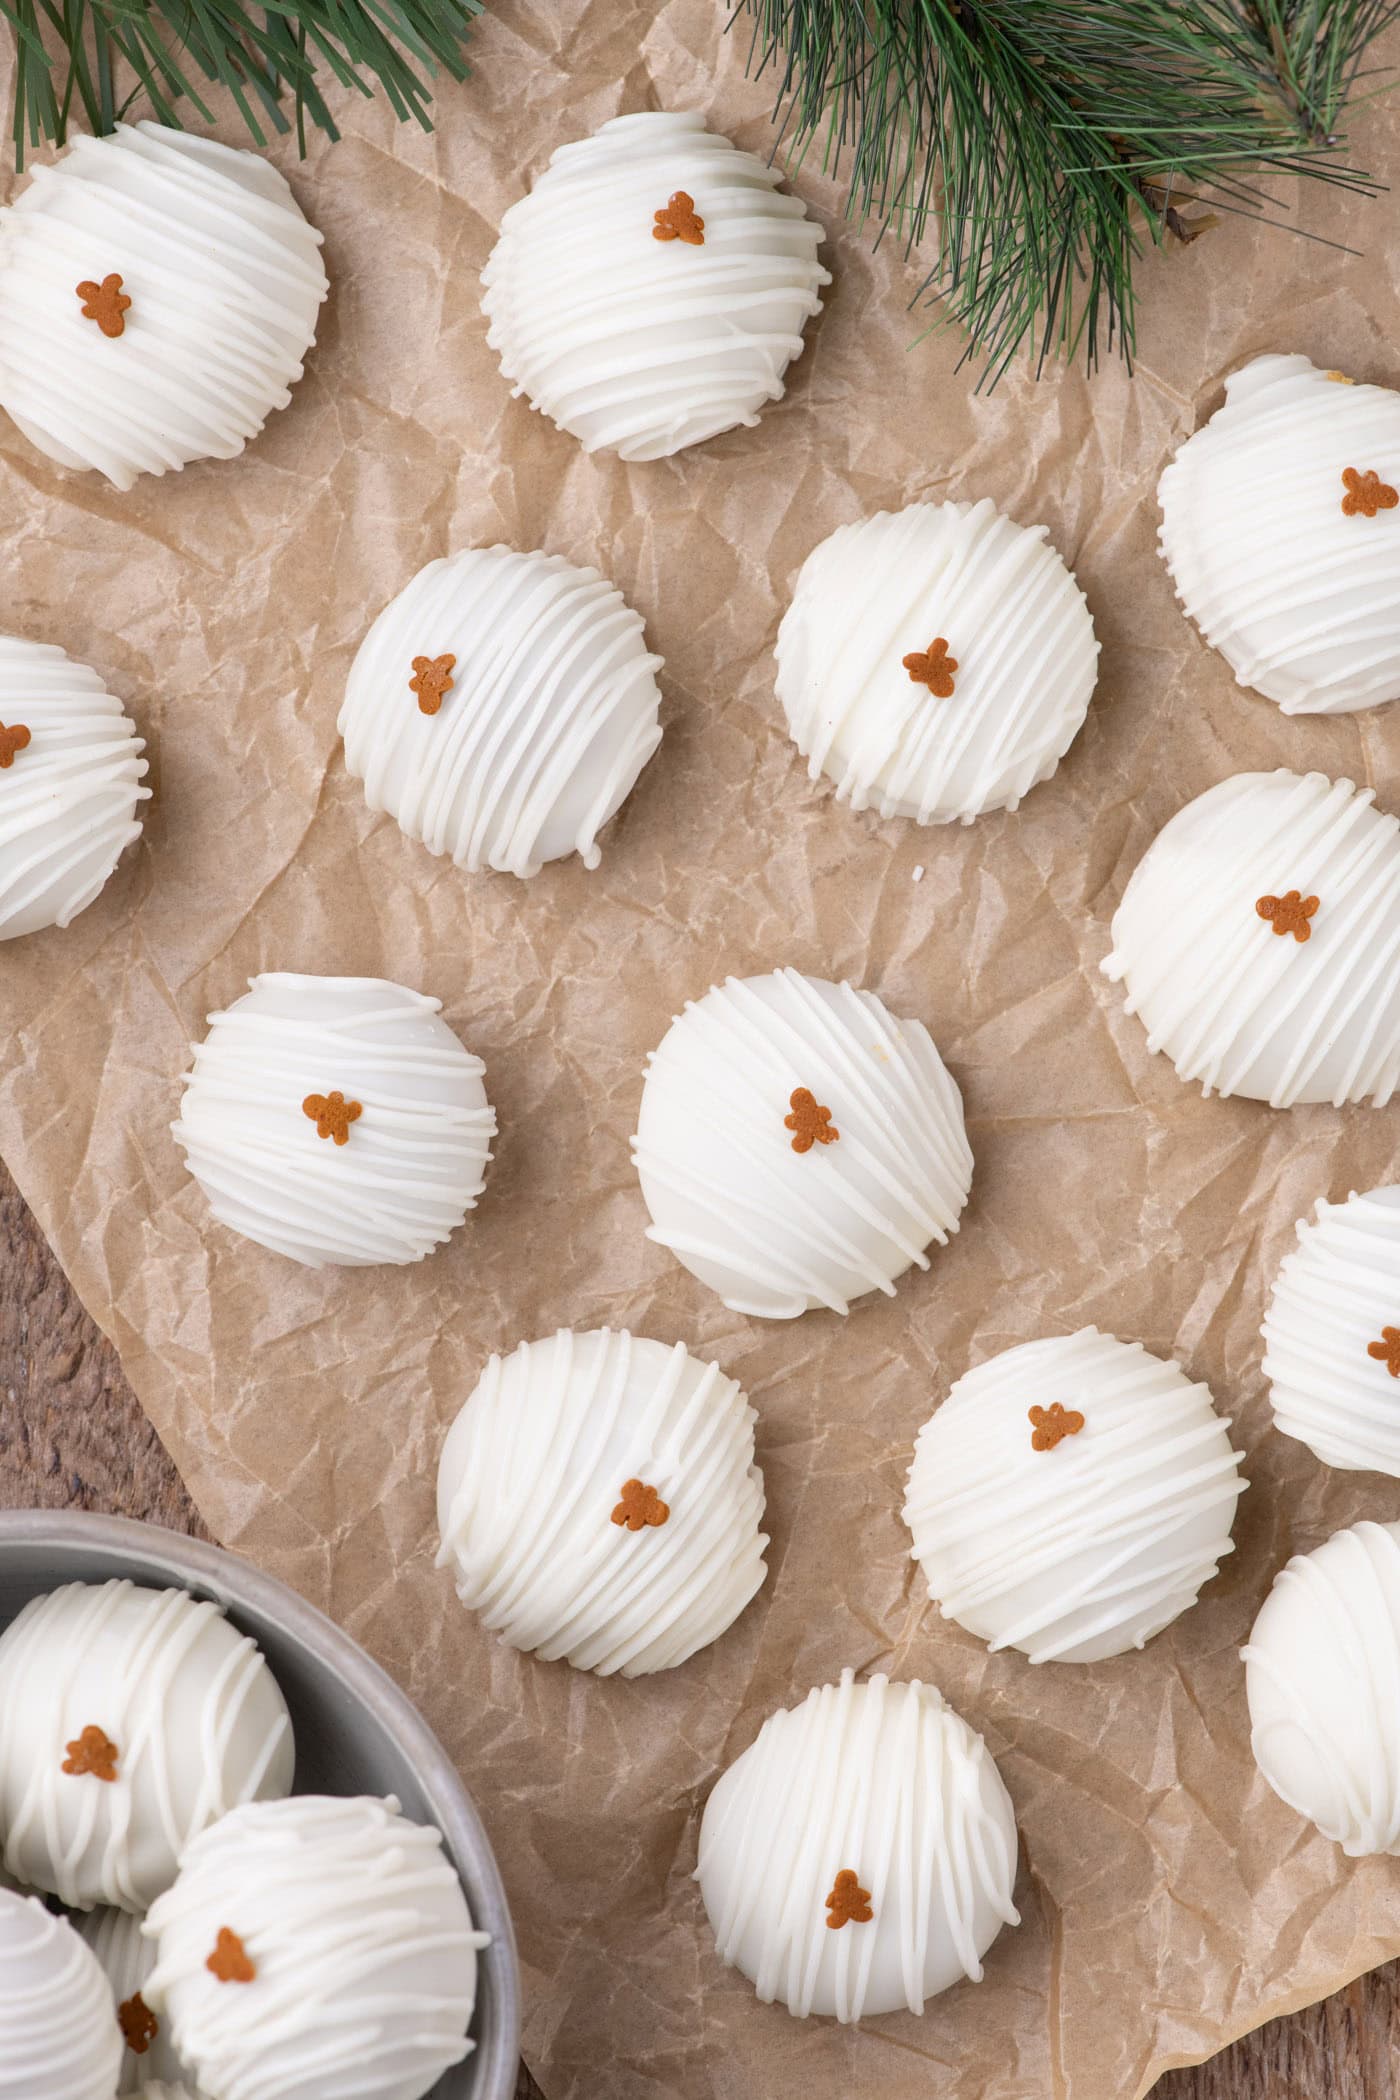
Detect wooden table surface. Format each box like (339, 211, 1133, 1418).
(0, 1153, 1393, 2100)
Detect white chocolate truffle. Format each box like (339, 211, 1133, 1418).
(903, 1329, 1246, 1664)
(696, 1670, 1018, 2021)
(1262, 1185, 1400, 1475)
(0, 634, 149, 940)
(339, 546, 664, 879)
(0, 1579, 293, 1912)
(1159, 353, 1400, 715)
(482, 111, 829, 461)
(1102, 769, 1400, 1107)
(633, 969, 972, 1319)
(173, 972, 494, 1268)
(0, 122, 327, 491)
(0, 1889, 123, 2100)
(436, 1327, 767, 1677)
(78, 1905, 194, 2093)
(143, 1794, 488, 2100)
(1244, 1520, 1400, 1855)
(775, 498, 1099, 827)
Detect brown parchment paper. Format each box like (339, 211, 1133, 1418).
(4, 6, 1400, 2094)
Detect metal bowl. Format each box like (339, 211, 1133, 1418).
(0, 1507, 520, 2100)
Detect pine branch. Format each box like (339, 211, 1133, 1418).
(737, 0, 1400, 380)
(4, 0, 481, 164)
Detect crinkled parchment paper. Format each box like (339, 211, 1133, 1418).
(4, 7, 1400, 2094)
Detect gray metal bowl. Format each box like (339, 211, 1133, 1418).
(0, 1507, 519, 2100)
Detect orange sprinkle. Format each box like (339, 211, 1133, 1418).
(1255, 890, 1318, 943)
(117, 1994, 159, 2054)
(611, 1478, 669, 1531)
(409, 653, 456, 716)
(207, 1928, 256, 1984)
(784, 1087, 838, 1154)
(0, 723, 30, 770)
(903, 638, 958, 698)
(653, 191, 705, 246)
(1368, 1327, 1400, 1377)
(302, 1091, 362, 1145)
(824, 1869, 873, 1929)
(61, 1724, 118, 1782)
(1028, 1402, 1084, 1452)
(75, 274, 131, 339)
(1341, 467, 1398, 518)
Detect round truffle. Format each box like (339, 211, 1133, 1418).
(1244, 1519, 1400, 1855)
(633, 968, 973, 1319)
(0, 122, 327, 491)
(143, 1794, 488, 2100)
(339, 546, 664, 878)
(0, 1579, 293, 1912)
(79, 1904, 194, 2094)
(1159, 353, 1400, 715)
(0, 1889, 123, 2100)
(173, 972, 495, 1268)
(775, 498, 1099, 827)
(482, 111, 829, 461)
(436, 1327, 768, 1676)
(1101, 769, 1400, 1107)
(1262, 1185, 1400, 1475)
(903, 1328, 1247, 1664)
(696, 1670, 1019, 2020)
(0, 633, 149, 940)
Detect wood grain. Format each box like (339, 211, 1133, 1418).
(0, 1148, 1390, 2100)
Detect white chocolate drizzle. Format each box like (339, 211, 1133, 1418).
(482, 111, 829, 461)
(173, 972, 495, 1268)
(633, 968, 973, 1319)
(143, 1794, 488, 2100)
(775, 498, 1099, 827)
(904, 1329, 1246, 1664)
(436, 1328, 768, 1676)
(1159, 352, 1400, 715)
(78, 1904, 193, 2093)
(0, 1579, 293, 1912)
(0, 633, 149, 940)
(1263, 1185, 1400, 1475)
(1244, 1519, 1400, 1855)
(339, 546, 664, 879)
(0, 122, 327, 490)
(696, 1670, 1019, 2021)
(0, 1891, 123, 2100)
(1101, 768, 1400, 1107)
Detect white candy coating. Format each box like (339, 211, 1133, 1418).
(143, 1794, 488, 2100)
(1262, 1185, 1400, 1475)
(79, 1904, 195, 2093)
(775, 498, 1099, 827)
(173, 972, 495, 1268)
(0, 1890, 123, 2100)
(482, 111, 829, 460)
(904, 1328, 1247, 1664)
(436, 1327, 768, 1676)
(0, 1579, 293, 1912)
(339, 546, 664, 879)
(0, 121, 327, 491)
(1102, 769, 1400, 1107)
(1244, 1519, 1400, 1855)
(633, 968, 973, 1319)
(696, 1670, 1019, 2021)
(0, 633, 149, 940)
(1159, 353, 1400, 715)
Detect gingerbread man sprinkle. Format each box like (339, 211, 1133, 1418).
(1028, 1402, 1084, 1452)
(903, 637, 958, 698)
(118, 1994, 159, 2054)
(785, 1087, 838, 1153)
(1255, 890, 1318, 943)
(611, 1479, 669, 1531)
(303, 1091, 362, 1145)
(410, 653, 456, 716)
(207, 1928, 256, 1984)
(824, 1869, 873, 1929)
(75, 274, 131, 339)
(62, 1724, 119, 1782)
(1341, 467, 1398, 518)
(0, 722, 31, 770)
(653, 191, 705, 245)
(1368, 1327, 1400, 1377)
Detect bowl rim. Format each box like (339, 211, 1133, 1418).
(0, 1505, 521, 2100)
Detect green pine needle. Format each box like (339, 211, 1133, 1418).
(5, 0, 481, 163)
(737, 0, 1400, 379)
